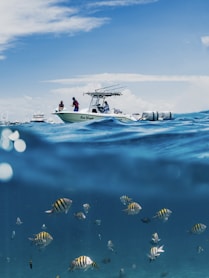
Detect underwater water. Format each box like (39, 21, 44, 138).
(1, 111, 209, 277)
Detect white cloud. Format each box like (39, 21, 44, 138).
(46, 72, 209, 84)
(0, 95, 51, 122)
(201, 36, 209, 47)
(0, 0, 108, 56)
(0, 0, 159, 57)
(87, 0, 158, 8)
(0, 0, 161, 57)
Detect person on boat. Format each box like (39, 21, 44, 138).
(72, 97, 79, 112)
(58, 100, 64, 111)
(103, 101, 110, 113)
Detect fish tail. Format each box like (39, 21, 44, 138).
(92, 262, 99, 269)
(68, 266, 74, 272)
(28, 237, 35, 246)
(158, 245, 165, 252)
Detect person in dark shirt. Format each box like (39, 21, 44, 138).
(103, 101, 110, 113)
(58, 100, 64, 111)
(72, 97, 79, 111)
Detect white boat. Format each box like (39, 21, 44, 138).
(31, 113, 46, 123)
(53, 87, 172, 123)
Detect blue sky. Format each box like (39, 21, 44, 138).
(1, 0, 209, 122)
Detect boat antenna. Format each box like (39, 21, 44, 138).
(95, 84, 120, 92)
(95, 84, 126, 94)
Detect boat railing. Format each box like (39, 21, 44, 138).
(112, 108, 123, 114)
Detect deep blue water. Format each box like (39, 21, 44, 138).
(1, 111, 209, 277)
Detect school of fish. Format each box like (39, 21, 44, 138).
(9, 193, 207, 277)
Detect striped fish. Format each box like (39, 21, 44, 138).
(69, 255, 97, 272)
(148, 245, 164, 261)
(120, 195, 132, 206)
(123, 202, 142, 215)
(45, 198, 72, 214)
(28, 231, 53, 248)
(74, 211, 86, 220)
(153, 208, 172, 222)
(190, 223, 207, 235)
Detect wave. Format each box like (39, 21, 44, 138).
(1, 112, 209, 195)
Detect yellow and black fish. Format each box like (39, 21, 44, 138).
(153, 208, 172, 222)
(190, 223, 207, 235)
(123, 202, 142, 215)
(69, 255, 98, 271)
(28, 231, 53, 249)
(45, 198, 72, 214)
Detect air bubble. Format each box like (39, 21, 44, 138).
(0, 163, 13, 182)
(14, 139, 26, 152)
(9, 130, 20, 141)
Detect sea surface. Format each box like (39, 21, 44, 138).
(1, 111, 209, 278)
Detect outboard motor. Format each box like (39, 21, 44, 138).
(158, 111, 172, 120)
(141, 111, 159, 121)
(141, 111, 172, 121)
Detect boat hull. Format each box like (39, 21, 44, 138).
(53, 111, 136, 123)
(30, 119, 46, 123)
(31, 113, 46, 123)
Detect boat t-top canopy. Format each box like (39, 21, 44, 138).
(85, 91, 122, 98)
(83, 85, 125, 113)
(84, 84, 124, 98)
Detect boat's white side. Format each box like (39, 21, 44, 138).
(31, 114, 46, 122)
(53, 110, 137, 123)
(31, 119, 46, 122)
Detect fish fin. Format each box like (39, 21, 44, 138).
(163, 217, 168, 222)
(45, 210, 53, 214)
(147, 254, 155, 261)
(28, 238, 35, 246)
